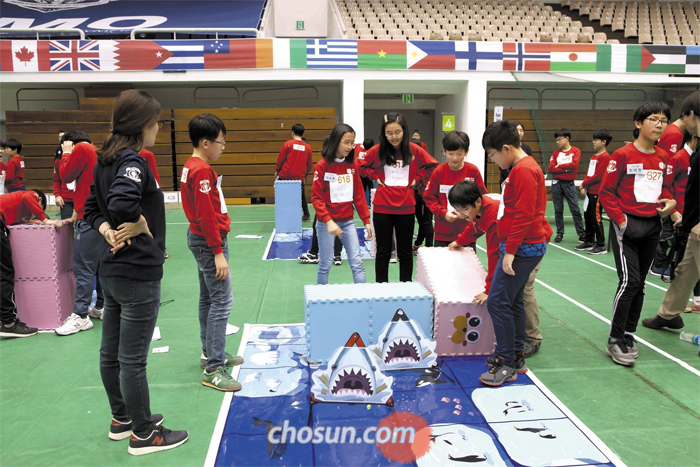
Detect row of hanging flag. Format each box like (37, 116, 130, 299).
(1, 38, 698, 74)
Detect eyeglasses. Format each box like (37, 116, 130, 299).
(157, 120, 166, 130)
(340, 141, 355, 147)
(209, 140, 226, 148)
(645, 117, 669, 126)
(555, 138, 567, 142)
(385, 131, 403, 138)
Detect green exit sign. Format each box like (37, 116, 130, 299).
(402, 94, 414, 104)
(296, 21, 305, 30)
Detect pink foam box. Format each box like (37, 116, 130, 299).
(15, 272, 76, 330)
(416, 247, 496, 356)
(9, 223, 74, 280)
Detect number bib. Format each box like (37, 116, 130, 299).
(384, 162, 410, 187)
(439, 184, 455, 212)
(634, 170, 663, 203)
(587, 159, 597, 177)
(217, 175, 228, 214)
(328, 172, 354, 203)
(557, 152, 573, 165)
(66, 181, 76, 191)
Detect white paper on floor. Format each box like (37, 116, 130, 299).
(151, 327, 161, 341)
(152, 346, 169, 354)
(235, 235, 264, 239)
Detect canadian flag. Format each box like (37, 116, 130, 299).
(0, 40, 50, 72)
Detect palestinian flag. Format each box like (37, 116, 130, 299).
(641, 45, 686, 74)
(550, 44, 597, 72)
(358, 40, 406, 69)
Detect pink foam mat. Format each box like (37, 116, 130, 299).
(416, 247, 496, 356)
(9, 224, 74, 280)
(15, 272, 76, 330)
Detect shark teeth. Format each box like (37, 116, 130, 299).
(384, 337, 420, 364)
(330, 366, 373, 395)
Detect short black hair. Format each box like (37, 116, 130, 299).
(482, 120, 521, 152)
(593, 129, 613, 146)
(189, 113, 227, 148)
(554, 129, 571, 139)
(362, 138, 374, 149)
(512, 121, 523, 128)
(58, 130, 66, 134)
(443, 131, 470, 152)
(682, 130, 693, 146)
(33, 189, 47, 211)
(680, 91, 699, 119)
(2, 138, 22, 153)
(292, 123, 305, 137)
(632, 101, 672, 139)
(412, 130, 421, 135)
(448, 180, 482, 209)
(61, 130, 92, 145)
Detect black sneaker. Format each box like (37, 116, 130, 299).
(128, 425, 189, 456)
(624, 335, 639, 359)
(302, 215, 311, 222)
(485, 354, 504, 367)
(514, 352, 528, 374)
(333, 256, 342, 266)
(588, 246, 607, 255)
(523, 341, 540, 358)
(298, 252, 319, 264)
(578, 235, 586, 243)
(0, 320, 38, 338)
(110, 414, 164, 441)
(641, 314, 685, 330)
(575, 242, 596, 251)
(554, 233, 563, 243)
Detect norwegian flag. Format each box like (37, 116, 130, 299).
(48, 41, 101, 71)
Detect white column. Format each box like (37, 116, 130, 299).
(462, 78, 488, 177)
(342, 78, 364, 142)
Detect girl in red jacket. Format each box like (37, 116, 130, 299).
(358, 113, 437, 282)
(311, 123, 373, 284)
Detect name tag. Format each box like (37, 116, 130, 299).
(20, 161, 25, 168)
(329, 173, 353, 204)
(439, 184, 453, 194)
(627, 163, 644, 175)
(324, 173, 337, 182)
(180, 167, 189, 183)
(293, 144, 306, 151)
(384, 162, 410, 187)
(587, 159, 597, 177)
(557, 152, 572, 165)
(633, 170, 663, 203)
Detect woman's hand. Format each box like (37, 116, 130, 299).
(327, 220, 342, 238)
(114, 215, 153, 243)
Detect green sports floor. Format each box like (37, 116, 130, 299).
(1, 203, 699, 467)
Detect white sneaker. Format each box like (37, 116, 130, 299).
(88, 306, 104, 320)
(55, 313, 93, 336)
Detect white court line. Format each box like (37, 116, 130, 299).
(527, 370, 627, 467)
(475, 245, 700, 377)
(166, 221, 275, 225)
(261, 228, 275, 261)
(203, 323, 251, 467)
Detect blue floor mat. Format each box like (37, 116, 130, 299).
(265, 228, 374, 261)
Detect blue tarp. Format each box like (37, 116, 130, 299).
(0, 0, 265, 36)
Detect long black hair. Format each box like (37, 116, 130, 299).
(322, 123, 355, 163)
(378, 112, 412, 166)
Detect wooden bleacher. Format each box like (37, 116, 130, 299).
(485, 109, 636, 193)
(172, 108, 335, 201)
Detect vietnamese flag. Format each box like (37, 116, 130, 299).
(203, 39, 273, 69)
(358, 40, 406, 69)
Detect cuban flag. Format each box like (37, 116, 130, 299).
(306, 39, 357, 68)
(48, 40, 101, 71)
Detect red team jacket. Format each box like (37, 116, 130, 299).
(53, 157, 74, 203)
(181, 157, 230, 255)
(668, 144, 692, 214)
(0, 190, 48, 224)
(657, 124, 684, 164)
(599, 142, 674, 226)
(357, 143, 438, 215)
(581, 151, 611, 195)
(548, 146, 581, 181)
(455, 194, 501, 294)
(5, 155, 25, 191)
(500, 156, 550, 255)
(59, 142, 97, 219)
(311, 158, 370, 225)
(276, 139, 313, 181)
(423, 162, 488, 242)
(140, 149, 161, 185)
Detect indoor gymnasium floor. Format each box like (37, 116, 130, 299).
(1, 203, 698, 467)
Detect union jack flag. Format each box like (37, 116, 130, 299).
(48, 40, 100, 71)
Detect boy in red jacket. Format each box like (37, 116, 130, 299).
(181, 113, 243, 392)
(55, 131, 101, 336)
(578, 129, 612, 254)
(424, 131, 487, 247)
(53, 130, 75, 220)
(2, 139, 25, 193)
(479, 120, 549, 387)
(548, 129, 585, 243)
(0, 190, 64, 338)
(276, 124, 313, 222)
(599, 101, 679, 366)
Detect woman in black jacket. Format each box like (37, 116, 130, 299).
(84, 90, 188, 456)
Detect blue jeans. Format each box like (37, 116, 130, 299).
(487, 252, 543, 362)
(6, 186, 25, 193)
(187, 230, 233, 372)
(316, 219, 366, 285)
(99, 276, 160, 438)
(73, 220, 101, 318)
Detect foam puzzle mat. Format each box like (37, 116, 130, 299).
(207, 324, 625, 467)
(263, 228, 374, 261)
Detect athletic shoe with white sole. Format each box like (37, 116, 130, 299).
(55, 313, 93, 336)
(588, 246, 607, 255)
(479, 360, 517, 386)
(624, 335, 639, 359)
(606, 339, 635, 367)
(110, 414, 164, 441)
(200, 352, 244, 369)
(333, 256, 342, 266)
(202, 366, 242, 392)
(298, 252, 319, 264)
(88, 306, 104, 320)
(0, 320, 38, 338)
(127, 425, 188, 456)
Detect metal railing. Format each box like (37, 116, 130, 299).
(130, 28, 259, 40)
(0, 28, 85, 40)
